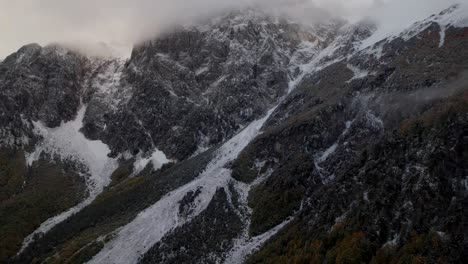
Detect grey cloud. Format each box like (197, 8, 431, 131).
(0, 0, 461, 58)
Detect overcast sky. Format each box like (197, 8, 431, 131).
(0, 0, 461, 59)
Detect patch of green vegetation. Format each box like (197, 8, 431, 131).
(0, 148, 26, 201)
(16, 148, 216, 263)
(400, 90, 468, 136)
(248, 152, 311, 236)
(231, 152, 257, 183)
(248, 221, 450, 264)
(64, 241, 104, 264)
(108, 159, 135, 187)
(249, 186, 304, 237)
(370, 231, 450, 264)
(42, 230, 115, 264)
(0, 150, 86, 263)
(247, 222, 374, 264)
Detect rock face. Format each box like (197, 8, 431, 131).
(1, 4, 468, 264)
(83, 10, 336, 161)
(0, 44, 87, 146)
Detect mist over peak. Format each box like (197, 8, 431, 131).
(0, 0, 463, 59)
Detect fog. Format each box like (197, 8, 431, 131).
(0, 0, 462, 59)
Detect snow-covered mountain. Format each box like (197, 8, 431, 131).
(1, 3, 467, 264)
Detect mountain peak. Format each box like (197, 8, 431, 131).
(2, 3, 468, 264)
(3, 43, 42, 64)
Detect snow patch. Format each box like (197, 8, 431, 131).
(20, 106, 118, 253)
(365, 111, 384, 130)
(16, 53, 25, 64)
(383, 235, 400, 248)
(436, 231, 447, 240)
(347, 64, 369, 82)
(316, 120, 354, 165)
(363, 191, 369, 202)
(132, 149, 171, 176)
(363, 45, 384, 60)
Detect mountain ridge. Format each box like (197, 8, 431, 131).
(0, 3, 467, 263)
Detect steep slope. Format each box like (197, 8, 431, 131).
(0, 45, 92, 261)
(238, 4, 468, 264)
(83, 9, 332, 161)
(1, 3, 467, 264)
(0, 44, 87, 146)
(0, 46, 135, 260)
(10, 9, 339, 263)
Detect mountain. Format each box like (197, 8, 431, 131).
(0, 4, 467, 264)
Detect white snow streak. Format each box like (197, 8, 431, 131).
(223, 168, 286, 264)
(90, 59, 133, 109)
(132, 149, 171, 176)
(223, 53, 319, 262)
(224, 218, 292, 264)
(317, 143, 338, 163)
(346, 64, 369, 82)
(88, 107, 277, 264)
(317, 120, 353, 164)
(19, 106, 118, 253)
(438, 24, 446, 48)
(288, 40, 344, 94)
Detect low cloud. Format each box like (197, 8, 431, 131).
(0, 0, 462, 59)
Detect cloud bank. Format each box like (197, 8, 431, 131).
(0, 0, 462, 59)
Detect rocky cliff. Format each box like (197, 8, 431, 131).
(0, 4, 467, 264)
